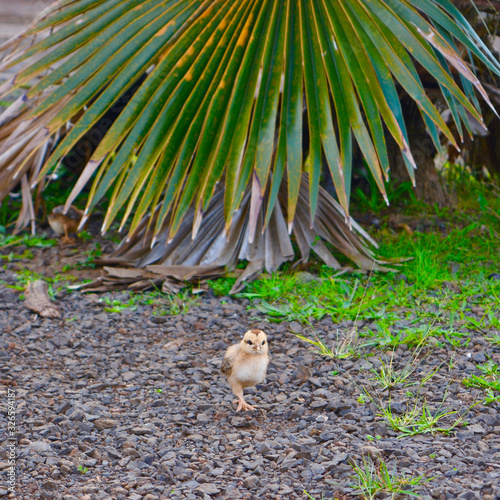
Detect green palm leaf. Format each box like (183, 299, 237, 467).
(0, 0, 498, 285)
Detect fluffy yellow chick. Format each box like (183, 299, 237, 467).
(221, 329, 269, 412)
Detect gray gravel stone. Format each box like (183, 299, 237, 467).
(197, 483, 221, 495)
(27, 441, 52, 453)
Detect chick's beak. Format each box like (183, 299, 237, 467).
(254, 345, 261, 352)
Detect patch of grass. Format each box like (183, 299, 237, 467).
(238, 273, 396, 326)
(101, 297, 138, 313)
(208, 277, 236, 296)
(378, 398, 463, 438)
(207, 164, 500, 325)
(350, 456, 429, 499)
(361, 343, 468, 438)
(1, 249, 34, 262)
(75, 243, 102, 269)
(0, 228, 57, 249)
(216, 247, 499, 344)
(0, 269, 78, 293)
(370, 354, 418, 391)
(478, 360, 499, 377)
(463, 358, 500, 397)
(375, 223, 500, 290)
(204, 170, 500, 391)
(162, 290, 201, 315)
(365, 434, 382, 441)
(99, 289, 201, 315)
(486, 333, 500, 347)
(369, 326, 440, 391)
(483, 389, 500, 405)
(464, 313, 500, 331)
(463, 372, 500, 392)
(295, 329, 359, 360)
(77, 230, 93, 243)
(365, 378, 471, 439)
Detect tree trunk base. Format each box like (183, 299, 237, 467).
(388, 97, 455, 208)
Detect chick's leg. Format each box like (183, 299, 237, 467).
(61, 226, 75, 245)
(232, 382, 255, 412)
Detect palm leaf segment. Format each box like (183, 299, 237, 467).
(0, 0, 498, 288)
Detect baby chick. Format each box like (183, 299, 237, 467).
(47, 205, 84, 244)
(221, 329, 269, 412)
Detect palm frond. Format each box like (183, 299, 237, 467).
(0, 0, 499, 284)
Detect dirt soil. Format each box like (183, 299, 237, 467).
(0, 239, 499, 500)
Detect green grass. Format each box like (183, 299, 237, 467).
(99, 289, 200, 315)
(463, 359, 500, 397)
(0, 268, 78, 290)
(369, 353, 428, 391)
(211, 224, 500, 333)
(295, 330, 359, 360)
(375, 397, 464, 438)
(350, 457, 429, 499)
(486, 333, 500, 347)
(0, 228, 57, 249)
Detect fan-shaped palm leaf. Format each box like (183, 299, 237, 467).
(0, 0, 498, 287)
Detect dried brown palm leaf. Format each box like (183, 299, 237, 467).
(79, 174, 394, 293)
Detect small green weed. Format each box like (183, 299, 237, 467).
(102, 297, 137, 313)
(0, 249, 34, 262)
(77, 464, 89, 474)
(358, 394, 369, 404)
(370, 354, 417, 391)
(163, 290, 200, 315)
(350, 456, 429, 499)
(484, 389, 500, 405)
(478, 360, 499, 377)
(378, 399, 462, 438)
(208, 277, 236, 296)
(1, 269, 76, 291)
(365, 435, 382, 441)
(369, 328, 439, 391)
(295, 330, 359, 360)
(77, 230, 93, 243)
(76, 243, 102, 269)
(485, 333, 500, 347)
(463, 359, 500, 395)
(463, 375, 500, 392)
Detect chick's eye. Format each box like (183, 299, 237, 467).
(246, 340, 253, 345)
(262, 340, 266, 345)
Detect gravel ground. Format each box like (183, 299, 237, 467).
(0, 244, 499, 500)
